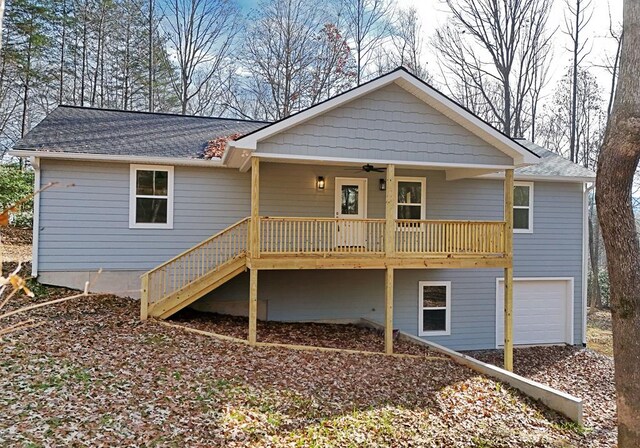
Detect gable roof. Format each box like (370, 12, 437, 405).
(13, 105, 267, 160)
(514, 139, 595, 180)
(225, 67, 540, 168)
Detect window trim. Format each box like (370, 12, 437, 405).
(395, 176, 426, 220)
(513, 181, 534, 234)
(129, 164, 174, 229)
(418, 281, 451, 336)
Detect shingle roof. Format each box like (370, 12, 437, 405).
(515, 139, 595, 179)
(13, 105, 268, 159)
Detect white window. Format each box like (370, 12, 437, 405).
(513, 182, 533, 233)
(129, 164, 174, 229)
(396, 177, 426, 220)
(418, 281, 451, 336)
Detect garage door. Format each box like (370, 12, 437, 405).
(496, 278, 573, 347)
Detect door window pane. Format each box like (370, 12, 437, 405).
(341, 185, 359, 215)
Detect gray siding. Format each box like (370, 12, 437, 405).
(202, 168, 585, 350)
(257, 83, 514, 166)
(38, 159, 584, 350)
(38, 159, 250, 271)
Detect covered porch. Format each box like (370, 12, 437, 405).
(246, 157, 516, 369)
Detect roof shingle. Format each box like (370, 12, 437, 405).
(13, 106, 268, 159)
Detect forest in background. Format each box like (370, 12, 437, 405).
(0, 0, 628, 308)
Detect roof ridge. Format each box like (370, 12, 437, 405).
(56, 104, 270, 124)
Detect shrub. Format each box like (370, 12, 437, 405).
(0, 163, 34, 227)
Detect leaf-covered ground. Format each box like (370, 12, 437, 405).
(586, 309, 613, 357)
(0, 284, 598, 447)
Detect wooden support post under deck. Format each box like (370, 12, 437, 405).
(248, 268, 258, 345)
(250, 157, 260, 258)
(385, 267, 394, 354)
(140, 274, 149, 321)
(503, 169, 514, 371)
(384, 164, 396, 256)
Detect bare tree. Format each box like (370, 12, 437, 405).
(433, 0, 554, 137)
(162, 0, 240, 115)
(242, 0, 354, 120)
(389, 6, 429, 80)
(595, 0, 640, 444)
(564, 0, 593, 163)
(337, 0, 393, 85)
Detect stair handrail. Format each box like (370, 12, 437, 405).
(144, 217, 250, 277)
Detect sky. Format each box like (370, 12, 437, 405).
(237, 0, 623, 107)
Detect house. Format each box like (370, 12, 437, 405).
(10, 68, 595, 368)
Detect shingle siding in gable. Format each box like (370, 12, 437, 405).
(257, 83, 514, 166)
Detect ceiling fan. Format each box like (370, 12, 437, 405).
(344, 164, 387, 173)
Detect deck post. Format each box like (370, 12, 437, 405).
(504, 168, 514, 371)
(140, 273, 149, 321)
(250, 157, 260, 258)
(384, 164, 395, 256)
(248, 268, 258, 345)
(385, 267, 394, 354)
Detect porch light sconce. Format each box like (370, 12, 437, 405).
(379, 178, 386, 191)
(316, 176, 326, 190)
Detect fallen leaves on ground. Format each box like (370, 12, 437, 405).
(0, 274, 609, 446)
(0, 227, 33, 246)
(469, 346, 616, 447)
(171, 309, 446, 357)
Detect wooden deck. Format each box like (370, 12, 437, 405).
(141, 158, 516, 370)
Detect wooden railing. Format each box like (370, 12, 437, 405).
(259, 217, 386, 255)
(395, 219, 506, 255)
(144, 218, 250, 305)
(258, 217, 506, 257)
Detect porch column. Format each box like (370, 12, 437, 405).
(248, 268, 258, 345)
(385, 267, 394, 354)
(384, 164, 396, 256)
(503, 169, 514, 371)
(250, 157, 260, 258)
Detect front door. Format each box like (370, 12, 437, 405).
(335, 178, 367, 247)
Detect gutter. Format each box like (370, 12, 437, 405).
(9, 149, 226, 168)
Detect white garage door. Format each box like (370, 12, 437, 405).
(496, 278, 573, 347)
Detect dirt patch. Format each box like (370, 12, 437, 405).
(469, 346, 616, 447)
(0, 282, 591, 447)
(171, 309, 445, 357)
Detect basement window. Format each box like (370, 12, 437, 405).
(418, 281, 451, 336)
(513, 182, 533, 233)
(129, 164, 174, 229)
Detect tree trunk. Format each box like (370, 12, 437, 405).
(595, 1, 640, 445)
(58, 0, 66, 104)
(570, 0, 581, 163)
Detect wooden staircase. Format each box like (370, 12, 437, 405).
(141, 218, 250, 319)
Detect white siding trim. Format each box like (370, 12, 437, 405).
(10, 150, 224, 167)
(129, 164, 174, 229)
(31, 157, 41, 276)
(495, 277, 575, 348)
(418, 281, 452, 336)
(513, 181, 534, 234)
(248, 152, 515, 172)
